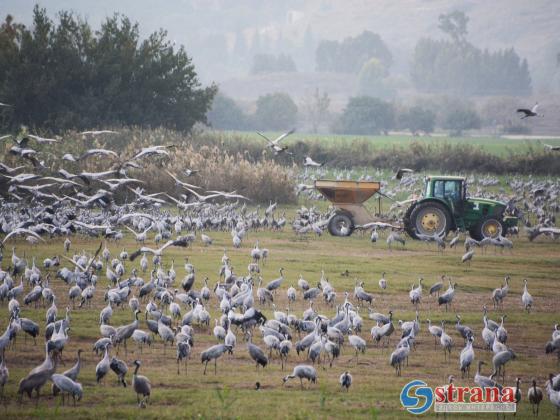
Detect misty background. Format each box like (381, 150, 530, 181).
(2, 0, 560, 135)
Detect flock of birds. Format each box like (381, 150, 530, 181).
(0, 234, 558, 414)
(0, 125, 558, 415)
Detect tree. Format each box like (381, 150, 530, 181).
(0, 7, 216, 132)
(207, 93, 249, 130)
(254, 92, 298, 130)
(438, 11, 469, 44)
(442, 103, 481, 136)
(399, 106, 436, 135)
(333, 96, 394, 135)
(315, 30, 392, 73)
(301, 88, 331, 133)
(357, 58, 393, 98)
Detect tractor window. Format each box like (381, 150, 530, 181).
(433, 181, 444, 197)
(433, 180, 461, 201)
(444, 181, 460, 201)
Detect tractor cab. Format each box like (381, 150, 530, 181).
(424, 176, 465, 205)
(423, 176, 467, 227)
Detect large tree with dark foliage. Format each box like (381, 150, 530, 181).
(254, 92, 298, 131)
(411, 11, 531, 96)
(333, 96, 395, 135)
(0, 6, 216, 132)
(316, 30, 392, 74)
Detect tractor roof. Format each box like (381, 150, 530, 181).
(426, 175, 466, 181)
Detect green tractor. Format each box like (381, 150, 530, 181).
(403, 175, 517, 240)
(315, 176, 517, 240)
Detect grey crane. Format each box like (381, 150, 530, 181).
(110, 356, 128, 387)
(339, 371, 352, 391)
(427, 319, 443, 349)
(455, 315, 473, 342)
(282, 364, 317, 389)
(527, 378, 543, 416)
(132, 360, 151, 408)
(348, 334, 367, 363)
(114, 309, 141, 354)
(176, 341, 191, 374)
(496, 315, 508, 343)
(429, 275, 445, 297)
(522, 279, 533, 313)
(390, 338, 411, 376)
(201, 343, 231, 375)
(440, 321, 453, 362)
(459, 336, 475, 378)
(157, 317, 175, 354)
(96, 343, 111, 384)
(18, 349, 59, 404)
(53, 349, 82, 396)
(387, 231, 405, 250)
(492, 349, 516, 382)
(0, 355, 8, 400)
(50, 374, 82, 406)
(354, 281, 374, 305)
(266, 268, 285, 293)
(474, 361, 502, 390)
(378, 272, 387, 295)
(247, 339, 268, 371)
(409, 278, 423, 307)
(20, 317, 40, 345)
(492, 276, 510, 310)
(377, 311, 395, 349)
(461, 249, 474, 268)
(438, 282, 457, 311)
(546, 373, 560, 416)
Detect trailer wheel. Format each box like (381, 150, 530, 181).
(470, 216, 503, 241)
(328, 213, 354, 237)
(408, 202, 451, 238)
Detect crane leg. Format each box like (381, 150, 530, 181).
(214, 359, 217, 375)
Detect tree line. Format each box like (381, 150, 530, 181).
(0, 6, 216, 132)
(410, 11, 532, 96)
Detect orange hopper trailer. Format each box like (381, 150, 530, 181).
(314, 179, 386, 236)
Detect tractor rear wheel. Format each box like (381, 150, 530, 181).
(471, 216, 503, 241)
(408, 202, 451, 238)
(328, 213, 354, 237)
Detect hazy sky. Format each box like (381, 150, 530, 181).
(3, 1, 559, 92)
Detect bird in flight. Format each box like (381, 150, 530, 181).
(395, 168, 414, 180)
(256, 129, 295, 155)
(517, 103, 543, 119)
(303, 156, 323, 167)
(80, 130, 118, 136)
(544, 144, 560, 151)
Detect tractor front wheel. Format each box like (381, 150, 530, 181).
(471, 216, 503, 241)
(328, 213, 354, 237)
(407, 202, 451, 238)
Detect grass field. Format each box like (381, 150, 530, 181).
(1, 225, 560, 419)
(230, 131, 560, 157)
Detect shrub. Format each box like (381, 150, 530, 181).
(398, 106, 436, 135)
